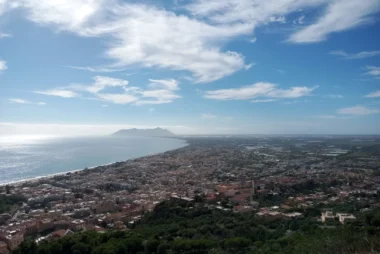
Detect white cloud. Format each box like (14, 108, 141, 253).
(185, 0, 377, 44)
(134, 88, 181, 105)
(205, 82, 275, 100)
(330, 50, 380, 59)
(96, 93, 137, 105)
(85, 76, 128, 93)
(68, 66, 127, 73)
(289, 0, 380, 43)
(16, 0, 103, 32)
(337, 105, 380, 115)
(65, 76, 145, 104)
(9, 98, 28, 104)
(315, 115, 337, 119)
(0, 60, 7, 71)
(251, 99, 277, 103)
(135, 92, 181, 105)
(204, 82, 316, 100)
(9, 98, 46, 105)
(34, 89, 78, 98)
(249, 37, 257, 43)
(294, 15, 305, 24)
(267, 86, 317, 98)
(101, 4, 252, 83)
(148, 79, 179, 91)
(185, 0, 326, 25)
(3, 0, 378, 84)
(0, 0, 252, 82)
(0, 0, 14, 15)
(140, 89, 181, 101)
(365, 91, 380, 98)
(201, 113, 217, 119)
(365, 66, 380, 77)
(101, 104, 108, 107)
(269, 16, 286, 23)
(35, 76, 181, 105)
(324, 94, 343, 98)
(0, 33, 12, 38)
(135, 100, 172, 106)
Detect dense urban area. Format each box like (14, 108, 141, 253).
(1, 136, 380, 254)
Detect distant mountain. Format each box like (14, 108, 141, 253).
(112, 128, 175, 137)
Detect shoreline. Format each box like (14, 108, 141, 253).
(1, 137, 188, 187)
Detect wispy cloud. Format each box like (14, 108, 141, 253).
(200, 114, 233, 121)
(96, 93, 138, 104)
(205, 82, 275, 100)
(269, 16, 286, 23)
(293, 15, 305, 25)
(337, 105, 380, 115)
(185, 0, 380, 45)
(365, 66, 380, 77)
(288, 0, 380, 43)
(137, 90, 181, 105)
(324, 94, 344, 99)
(148, 79, 179, 91)
(81, 76, 129, 94)
(67, 66, 128, 73)
(330, 50, 380, 59)
(251, 99, 277, 103)
(9, 98, 46, 105)
(204, 82, 317, 101)
(4, 0, 376, 84)
(313, 114, 353, 120)
(185, 0, 322, 25)
(0, 60, 7, 71)
(201, 113, 217, 119)
(35, 76, 181, 105)
(34, 89, 78, 98)
(0, 0, 254, 83)
(0, 33, 12, 38)
(365, 91, 380, 98)
(134, 79, 181, 105)
(315, 115, 337, 119)
(9, 98, 28, 104)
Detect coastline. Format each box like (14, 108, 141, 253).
(1, 137, 188, 187)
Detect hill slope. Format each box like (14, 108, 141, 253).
(15, 199, 380, 254)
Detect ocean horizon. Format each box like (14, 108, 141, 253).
(0, 135, 187, 185)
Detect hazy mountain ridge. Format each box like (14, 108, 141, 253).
(112, 128, 175, 137)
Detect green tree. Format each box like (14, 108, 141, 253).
(71, 242, 91, 254)
(157, 243, 171, 254)
(144, 239, 160, 254)
(223, 237, 251, 251)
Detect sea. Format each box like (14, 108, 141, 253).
(0, 135, 187, 185)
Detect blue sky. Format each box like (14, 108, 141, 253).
(0, 0, 380, 135)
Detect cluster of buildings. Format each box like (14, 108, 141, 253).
(321, 211, 356, 224)
(0, 136, 379, 252)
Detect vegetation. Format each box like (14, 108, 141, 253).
(15, 199, 380, 254)
(0, 194, 26, 214)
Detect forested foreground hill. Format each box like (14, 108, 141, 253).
(16, 199, 380, 254)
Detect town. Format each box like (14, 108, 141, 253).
(0, 136, 379, 253)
